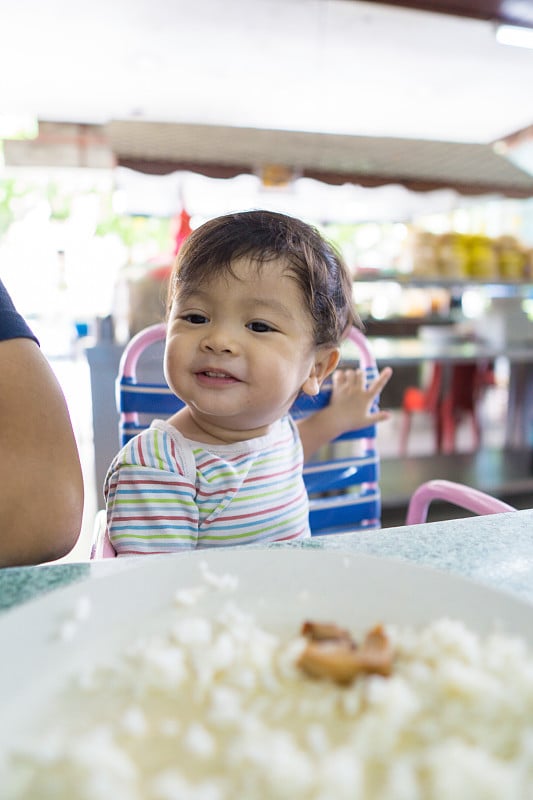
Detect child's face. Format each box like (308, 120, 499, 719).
(165, 256, 338, 440)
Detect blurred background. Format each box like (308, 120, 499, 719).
(2, 0, 533, 556)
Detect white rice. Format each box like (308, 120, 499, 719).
(3, 573, 533, 800)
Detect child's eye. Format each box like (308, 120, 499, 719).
(247, 321, 275, 333)
(183, 313, 208, 324)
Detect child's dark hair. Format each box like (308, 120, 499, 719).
(168, 210, 360, 347)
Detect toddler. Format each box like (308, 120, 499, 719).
(104, 211, 391, 554)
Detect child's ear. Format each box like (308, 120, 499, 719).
(301, 348, 340, 397)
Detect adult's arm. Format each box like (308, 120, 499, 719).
(0, 337, 84, 566)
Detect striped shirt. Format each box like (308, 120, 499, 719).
(104, 417, 310, 555)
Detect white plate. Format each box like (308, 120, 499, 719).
(1, 548, 532, 751)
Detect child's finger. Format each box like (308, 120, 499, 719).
(334, 368, 361, 382)
(367, 409, 391, 424)
(368, 367, 393, 394)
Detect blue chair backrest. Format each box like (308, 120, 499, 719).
(117, 323, 381, 535)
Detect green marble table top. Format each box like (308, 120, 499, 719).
(1, 509, 532, 613)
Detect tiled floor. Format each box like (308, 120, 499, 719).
(51, 351, 525, 562)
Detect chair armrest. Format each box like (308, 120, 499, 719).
(405, 479, 516, 525)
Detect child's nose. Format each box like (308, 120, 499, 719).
(201, 325, 238, 354)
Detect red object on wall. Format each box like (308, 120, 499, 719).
(173, 208, 192, 255)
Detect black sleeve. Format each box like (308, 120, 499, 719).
(0, 279, 39, 344)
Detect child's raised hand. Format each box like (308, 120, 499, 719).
(296, 365, 393, 460)
(328, 366, 393, 433)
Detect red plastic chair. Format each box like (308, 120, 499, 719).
(440, 362, 495, 454)
(400, 362, 443, 455)
(400, 361, 495, 456)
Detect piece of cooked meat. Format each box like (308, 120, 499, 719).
(297, 622, 393, 685)
(300, 620, 355, 644)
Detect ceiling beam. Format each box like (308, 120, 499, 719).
(117, 157, 533, 199)
(351, 1, 533, 28)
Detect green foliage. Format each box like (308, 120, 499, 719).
(0, 178, 27, 237)
(0, 176, 172, 253)
(95, 211, 172, 251)
(46, 181, 72, 221)
(320, 222, 361, 250)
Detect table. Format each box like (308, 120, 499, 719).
(2, 509, 532, 614)
(343, 335, 533, 368)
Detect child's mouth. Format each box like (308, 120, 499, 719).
(196, 369, 240, 385)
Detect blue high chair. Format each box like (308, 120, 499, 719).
(91, 324, 515, 558)
(118, 323, 382, 535)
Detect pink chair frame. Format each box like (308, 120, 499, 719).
(405, 479, 515, 525)
(90, 513, 117, 559)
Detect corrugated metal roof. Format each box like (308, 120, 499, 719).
(107, 120, 533, 197)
